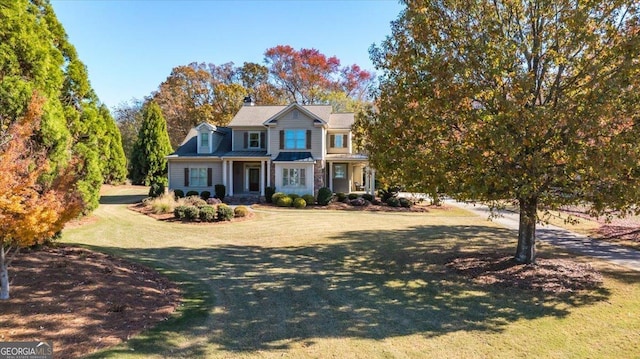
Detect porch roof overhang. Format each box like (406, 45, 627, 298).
(325, 153, 369, 163)
(273, 152, 315, 163)
(223, 151, 270, 158)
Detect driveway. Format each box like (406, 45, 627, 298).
(446, 200, 640, 272)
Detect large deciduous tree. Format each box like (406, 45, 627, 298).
(0, 96, 82, 300)
(129, 101, 172, 187)
(264, 45, 374, 106)
(364, 0, 640, 264)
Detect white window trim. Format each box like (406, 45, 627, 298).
(189, 167, 207, 187)
(248, 131, 262, 149)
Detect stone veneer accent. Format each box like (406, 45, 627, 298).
(314, 161, 325, 195)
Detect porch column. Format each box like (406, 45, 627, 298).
(369, 168, 376, 197)
(228, 160, 234, 196)
(328, 161, 333, 192)
(364, 167, 369, 195)
(222, 160, 227, 188)
(267, 159, 271, 187)
(260, 160, 265, 196)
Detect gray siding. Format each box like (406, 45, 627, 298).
(269, 109, 323, 159)
(168, 160, 222, 194)
(232, 128, 267, 151)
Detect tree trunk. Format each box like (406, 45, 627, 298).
(1, 247, 9, 300)
(514, 197, 537, 264)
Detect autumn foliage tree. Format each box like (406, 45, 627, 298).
(264, 45, 375, 106)
(364, 0, 640, 264)
(0, 96, 82, 300)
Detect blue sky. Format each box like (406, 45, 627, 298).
(49, 0, 404, 111)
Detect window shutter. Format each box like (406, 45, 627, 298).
(330, 134, 335, 148)
(184, 168, 189, 187)
(306, 130, 311, 149)
(279, 130, 284, 150)
(260, 132, 266, 149)
(342, 134, 348, 148)
(243, 132, 248, 149)
(207, 168, 212, 187)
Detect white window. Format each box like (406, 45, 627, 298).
(282, 168, 306, 187)
(285, 129, 306, 149)
(200, 132, 209, 147)
(190, 168, 207, 187)
(335, 134, 344, 148)
(248, 131, 261, 149)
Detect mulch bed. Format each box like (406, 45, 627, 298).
(0, 246, 181, 358)
(446, 252, 603, 293)
(252, 201, 447, 212)
(128, 202, 255, 223)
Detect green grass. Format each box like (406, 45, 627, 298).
(62, 186, 640, 358)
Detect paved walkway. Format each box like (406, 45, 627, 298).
(446, 200, 640, 272)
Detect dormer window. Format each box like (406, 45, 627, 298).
(200, 132, 209, 147)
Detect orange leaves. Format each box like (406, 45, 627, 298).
(0, 95, 82, 249)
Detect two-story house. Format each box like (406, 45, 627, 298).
(166, 100, 375, 200)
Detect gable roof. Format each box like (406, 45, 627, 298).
(228, 103, 353, 128)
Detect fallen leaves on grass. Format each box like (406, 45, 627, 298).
(0, 246, 181, 358)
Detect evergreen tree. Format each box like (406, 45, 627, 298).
(0, 0, 129, 212)
(129, 101, 172, 186)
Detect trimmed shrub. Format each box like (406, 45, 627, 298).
(148, 182, 165, 198)
(174, 189, 185, 199)
(216, 204, 234, 221)
(200, 191, 211, 201)
(386, 197, 400, 207)
(186, 190, 199, 197)
(399, 197, 412, 208)
(234, 206, 249, 217)
(214, 184, 226, 202)
(350, 198, 368, 207)
(317, 187, 333, 205)
(206, 197, 222, 205)
(379, 186, 400, 202)
(348, 193, 359, 200)
(362, 193, 374, 202)
(293, 198, 307, 208)
(173, 205, 190, 220)
(184, 206, 200, 220)
(302, 194, 315, 205)
(265, 186, 276, 203)
(184, 196, 207, 207)
(271, 192, 287, 204)
(277, 196, 293, 207)
(288, 193, 300, 200)
(336, 192, 347, 202)
(199, 205, 217, 222)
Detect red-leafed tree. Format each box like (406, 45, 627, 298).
(264, 45, 373, 106)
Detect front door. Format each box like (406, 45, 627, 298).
(248, 168, 260, 192)
(333, 163, 349, 193)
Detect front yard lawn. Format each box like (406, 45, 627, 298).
(55, 186, 640, 358)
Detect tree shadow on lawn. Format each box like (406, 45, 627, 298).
(78, 225, 610, 356)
